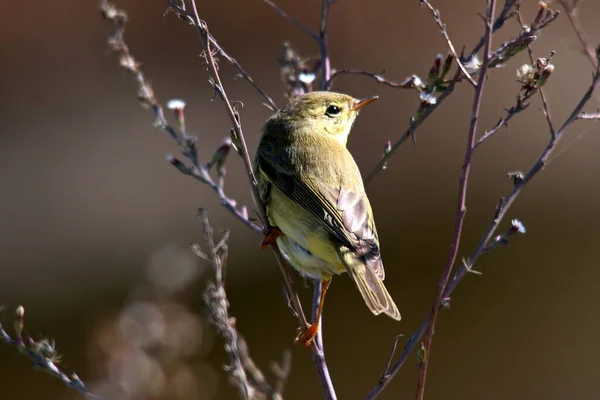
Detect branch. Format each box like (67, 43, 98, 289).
(364, 1, 560, 184)
(420, 0, 478, 87)
(577, 111, 600, 120)
(558, 0, 599, 70)
(262, 0, 318, 40)
(104, 1, 337, 398)
(326, 70, 425, 91)
(414, 1, 497, 399)
(263, 0, 336, 89)
(515, 1, 556, 137)
(0, 306, 99, 399)
(196, 210, 290, 399)
(318, 0, 335, 88)
(367, 35, 600, 400)
(101, 1, 261, 234)
(475, 54, 557, 148)
(364, 69, 461, 184)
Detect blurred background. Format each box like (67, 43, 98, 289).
(1, 0, 600, 399)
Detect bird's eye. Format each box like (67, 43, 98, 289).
(325, 105, 341, 117)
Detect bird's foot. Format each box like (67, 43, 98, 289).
(294, 323, 318, 347)
(261, 226, 282, 249)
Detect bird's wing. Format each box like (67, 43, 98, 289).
(256, 136, 384, 280)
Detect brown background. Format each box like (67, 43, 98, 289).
(1, 0, 600, 399)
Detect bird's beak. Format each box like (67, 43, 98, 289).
(352, 95, 379, 111)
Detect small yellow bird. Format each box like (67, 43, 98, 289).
(254, 91, 401, 346)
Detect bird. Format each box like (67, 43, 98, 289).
(254, 91, 401, 346)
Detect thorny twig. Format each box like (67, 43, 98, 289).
(414, 2, 497, 399)
(196, 210, 290, 399)
(0, 306, 99, 398)
(367, 25, 600, 400)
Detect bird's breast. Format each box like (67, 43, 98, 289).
(266, 185, 344, 275)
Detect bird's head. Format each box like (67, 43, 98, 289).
(271, 91, 378, 146)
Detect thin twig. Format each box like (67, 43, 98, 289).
(474, 96, 529, 148)
(558, 0, 599, 70)
(101, 0, 261, 233)
(199, 211, 252, 400)
(576, 111, 600, 120)
(364, 69, 461, 185)
(414, 2, 497, 399)
(0, 306, 99, 398)
(366, 35, 600, 400)
(318, 0, 334, 88)
(515, 1, 556, 137)
(326, 70, 424, 91)
(166, 2, 337, 398)
(420, 0, 478, 87)
(262, 0, 318, 40)
(469, 0, 517, 57)
(209, 33, 278, 111)
(364, 0, 559, 185)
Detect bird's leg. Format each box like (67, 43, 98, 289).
(295, 279, 331, 347)
(261, 226, 282, 249)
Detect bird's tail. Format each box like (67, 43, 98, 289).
(349, 267, 401, 321)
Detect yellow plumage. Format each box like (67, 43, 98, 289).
(254, 91, 400, 344)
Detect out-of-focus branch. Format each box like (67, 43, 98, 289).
(558, 0, 599, 70)
(414, 2, 497, 399)
(195, 210, 290, 399)
(0, 306, 99, 398)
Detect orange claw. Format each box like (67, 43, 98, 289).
(261, 226, 283, 249)
(293, 279, 330, 347)
(295, 323, 319, 347)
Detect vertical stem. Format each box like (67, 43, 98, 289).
(311, 279, 337, 400)
(319, 0, 332, 89)
(414, 1, 496, 399)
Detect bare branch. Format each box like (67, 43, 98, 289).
(515, 1, 556, 137)
(0, 306, 99, 398)
(414, 2, 497, 399)
(420, 0, 478, 87)
(164, 2, 338, 398)
(558, 0, 599, 69)
(262, 0, 318, 40)
(101, 1, 261, 233)
(326, 70, 424, 91)
(364, 69, 461, 184)
(198, 210, 291, 400)
(577, 111, 600, 120)
(367, 32, 600, 400)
